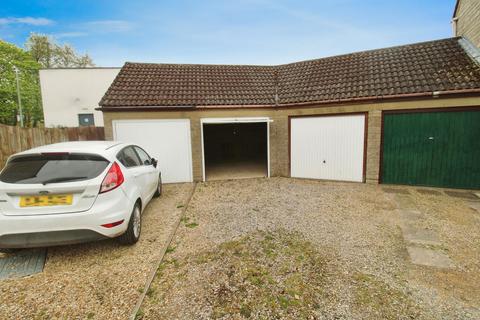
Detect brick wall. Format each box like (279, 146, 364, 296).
(103, 96, 480, 183)
(455, 0, 480, 48)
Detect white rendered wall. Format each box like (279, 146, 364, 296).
(40, 68, 120, 127)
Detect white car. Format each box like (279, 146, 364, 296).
(0, 141, 162, 250)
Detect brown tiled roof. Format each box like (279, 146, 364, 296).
(99, 37, 480, 109)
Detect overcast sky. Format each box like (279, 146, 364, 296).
(0, 0, 456, 67)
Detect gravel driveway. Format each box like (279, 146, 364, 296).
(0, 183, 195, 319)
(139, 178, 480, 319)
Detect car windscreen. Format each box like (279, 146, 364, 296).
(0, 153, 110, 184)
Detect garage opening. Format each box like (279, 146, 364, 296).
(202, 121, 268, 181)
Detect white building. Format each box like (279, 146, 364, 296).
(39, 68, 120, 127)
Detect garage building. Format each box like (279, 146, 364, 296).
(99, 37, 480, 189)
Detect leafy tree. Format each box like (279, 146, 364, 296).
(0, 34, 95, 126)
(0, 40, 42, 126)
(25, 33, 54, 68)
(25, 33, 95, 68)
(76, 54, 95, 67)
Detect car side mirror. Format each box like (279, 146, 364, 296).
(151, 158, 158, 168)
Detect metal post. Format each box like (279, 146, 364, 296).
(13, 66, 24, 127)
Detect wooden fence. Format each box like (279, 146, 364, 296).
(0, 125, 105, 168)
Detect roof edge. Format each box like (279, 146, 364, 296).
(40, 67, 121, 70)
(279, 37, 463, 67)
(121, 37, 462, 69)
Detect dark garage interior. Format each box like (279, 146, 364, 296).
(203, 122, 268, 180)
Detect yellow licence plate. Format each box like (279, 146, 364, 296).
(19, 194, 73, 207)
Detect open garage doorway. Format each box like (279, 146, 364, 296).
(201, 118, 270, 181)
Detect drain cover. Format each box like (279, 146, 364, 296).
(0, 249, 46, 280)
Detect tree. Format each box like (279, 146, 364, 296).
(0, 40, 43, 126)
(25, 33, 54, 68)
(76, 54, 95, 67)
(25, 33, 95, 68)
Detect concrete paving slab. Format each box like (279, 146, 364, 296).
(0, 249, 46, 280)
(383, 187, 410, 195)
(400, 222, 441, 246)
(399, 210, 423, 221)
(416, 189, 442, 196)
(469, 201, 480, 213)
(445, 191, 480, 201)
(407, 246, 454, 268)
(394, 194, 418, 210)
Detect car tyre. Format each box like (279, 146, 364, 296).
(153, 174, 162, 198)
(118, 202, 141, 245)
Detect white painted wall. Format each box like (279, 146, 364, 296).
(40, 68, 120, 127)
(112, 119, 193, 183)
(290, 114, 366, 182)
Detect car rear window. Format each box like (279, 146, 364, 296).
(0, 153, 110, 184)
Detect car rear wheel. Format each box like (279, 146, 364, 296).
(153, 174, 162, 198)
(118, 203, 141, 245)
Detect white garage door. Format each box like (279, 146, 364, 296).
(113, 119, 193, 183)
(290, 114, 366, 182)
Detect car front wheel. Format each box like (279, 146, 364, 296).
(118, 202, 141, 245)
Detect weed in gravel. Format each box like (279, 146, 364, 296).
(353, 272, 422, 319)
(181, 216, 198, 228)
(146, 286, 156, 298)
(165, 245, 176, 254)
(185, 222, 199, 228)
(34, 309, 49, 319)
(155, 262, 167, 277)
(239, 304, 252, 318)
(134, 308, 144, 320)
(195, 251, 216, 264)
(165, 258, 180, 268)
(148, 230, 332, 319)
(176, 204, 184, 208)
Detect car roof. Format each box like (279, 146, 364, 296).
(15, 141, 127, 156)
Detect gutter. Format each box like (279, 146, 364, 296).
(95, 88, 480, 112)
(96, 105, 196, 111)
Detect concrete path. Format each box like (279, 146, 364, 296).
(469, 201, 480, 223)
(391, 192, 454, 269)
(407, 246, 454, 268)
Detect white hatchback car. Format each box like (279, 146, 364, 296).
(0, 141, 162, 250)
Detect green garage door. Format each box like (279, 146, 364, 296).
(381, 110, 480, 189)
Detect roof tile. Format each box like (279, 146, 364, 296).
(100, 37, 480, 108)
